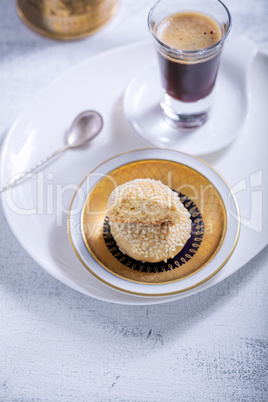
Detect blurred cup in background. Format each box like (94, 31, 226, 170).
(16, 0, 119, 40)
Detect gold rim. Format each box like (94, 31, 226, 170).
(67, 148, 240, 298)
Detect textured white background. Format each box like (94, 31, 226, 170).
(0, 0, 268, 400)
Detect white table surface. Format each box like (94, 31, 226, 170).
(1, 0, 267, 400)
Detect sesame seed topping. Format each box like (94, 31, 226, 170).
(107, 178, 192, 262)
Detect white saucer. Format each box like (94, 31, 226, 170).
(123, 38, 257, 155)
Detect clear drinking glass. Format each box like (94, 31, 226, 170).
(148, 0, 231, 129)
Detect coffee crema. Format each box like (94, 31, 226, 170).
(155, 11, 223, 102)
(156, 11, 222, 51)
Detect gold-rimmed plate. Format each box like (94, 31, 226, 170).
(68, 149, 240, 297)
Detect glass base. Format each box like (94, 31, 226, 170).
(161, 106, 209, 129)
(160, 91, 212, 129)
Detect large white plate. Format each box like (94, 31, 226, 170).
(1, 37, 267, 305)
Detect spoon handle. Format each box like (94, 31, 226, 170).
(0, 145, 70, 193)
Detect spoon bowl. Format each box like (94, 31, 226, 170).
(67, 110, 103, 148)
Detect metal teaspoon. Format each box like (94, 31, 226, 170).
(0, 110, 103, 193)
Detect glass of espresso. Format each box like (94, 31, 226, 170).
(148, 0, 231, 129)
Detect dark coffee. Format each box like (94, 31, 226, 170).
(157, 51, 221, 102)
(156, 11, 222, 102)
